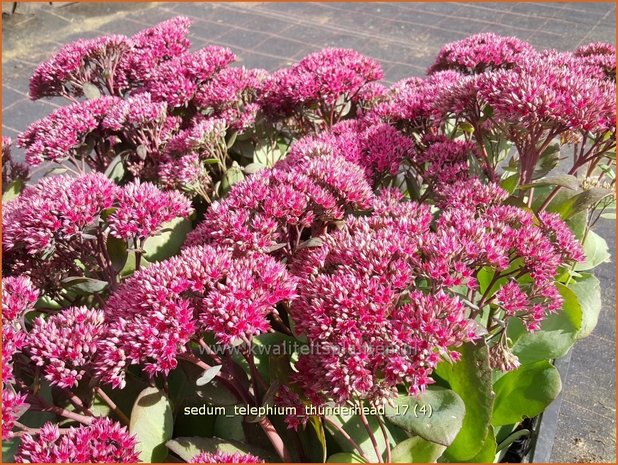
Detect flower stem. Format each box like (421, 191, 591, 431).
(323, 417, 370, 462)
(359, 400, 383, 463)
(95, 387, 130, 425)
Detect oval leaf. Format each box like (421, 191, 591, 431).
(508, 283, 582, 364)
(143, 217, 192, 262)
(82, 82, 101, 100)
(434, 341, 495, 461)
(61, 276, 108, 295)
(575, 230, 611, 271)
(130, 387, 173, 462)
(391, 436, 446, 463)
(492, 360, 562, 426)
(166, 436, 276, 463)
(385, 386, 465, 447)
(570, 274, 602, 339)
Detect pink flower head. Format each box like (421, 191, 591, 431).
(283, 119, 366, 167)
(108, 180, 193, 241)
(15, 418, 139, 463)
(574, 42, 616, 81)
(18, 96, 121, 166)
(366, 71, 462, 132)
(477, 58, 616, 134)
(159, 152, 213, 193)
(119, 16, 193, 86)
(261, 48, 383, 130)
(436, 177, 509, 211)
(361, 123, 414, 177)
(186, 154, 374, 255)
(164, 118, 227, 159)
(2, 136, 29, 189)
(428, 33, 535, 74)
(3, 173, 117, 258)
(192, 451, 264, 463)
(29, 306, 106, 388)
(96, 244, 296, 388)
(103, 93, 181, 178)
(2, 276, 39, 323)
(538, 212, 585, 263)
(144, 46, 236, 108)
(414, 136, 475, 186)
(2, 389, 28, 440)
(2, 325, 27, 385)
(194, 67, 269, 130)
(291, 208, 476, 404)
(29, 35, 129, 100)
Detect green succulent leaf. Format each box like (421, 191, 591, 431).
(492, 360, 561, 426)
(391, 436, 446, 463)
(143, 217, 192, 262)
(434, 341, 495, 461)
(508, 282, 583, 364)
(385, 386, 465, 447)
(130, 387, 174, 462)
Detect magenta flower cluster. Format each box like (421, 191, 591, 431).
(15, 419, 139, 463)
(2, 20, 612, 462)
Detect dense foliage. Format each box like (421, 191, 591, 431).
(2, 18, 615, 463)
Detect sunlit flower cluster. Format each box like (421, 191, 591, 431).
(3, 19, 612, 460)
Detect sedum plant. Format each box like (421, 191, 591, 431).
(1, 18, 615, 464)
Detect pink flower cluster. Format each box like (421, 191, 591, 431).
(186, 153, 374, 255)
(574, 42, 616, 81)
(96, 244, 296, 388)
(261, 48, 383, 129)
(428, 32, 535, 74)
(29, 17, 192, 99)
(142, 46, 237, 108)
(366, 71, 462, 133)
(192, 451, 264, 463)
(18, 97, 120, 167)
(413, 136, 475, 186)
(14, 418, 139, 463)
(108, 180, 193, 241)
(290, 196, 477, 407)
(29, 306, 106, 389)
(2, 276, 38, 439)
(476, 57, 616, 134)
(194, 67, 269, 130)
(2, 173, 192, 289)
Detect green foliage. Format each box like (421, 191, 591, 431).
(434, 341, 495, 461)
(508, 283, 583, 364)
(166, 436, 277, 462)
(130, 387, 174, 462)
(575, 230, 611, 271)
(2, 178, 24, 202)
(385, 386, 465, 447)
(492, 360, 561, 426)
(143, 217, 192, 262)
(391, 436, 446, 463)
